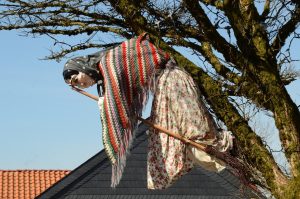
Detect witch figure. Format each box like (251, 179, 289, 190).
(63, 33, 233, 189)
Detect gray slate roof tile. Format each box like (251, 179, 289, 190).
(36, 123, 264, 199)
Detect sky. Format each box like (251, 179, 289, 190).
(0, 29, 299, 170)
(0, 30, 153, 170)
(0, 31, 104, 169)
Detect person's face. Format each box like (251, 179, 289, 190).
(66, 72, 96, 88)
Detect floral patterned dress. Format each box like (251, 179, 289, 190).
(147, 62, 226, 189)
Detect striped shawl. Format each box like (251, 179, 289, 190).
(98, 34, 169, 187)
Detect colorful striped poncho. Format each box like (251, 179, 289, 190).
(98, 34, 170, 187)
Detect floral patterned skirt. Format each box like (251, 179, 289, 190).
(147, 65, 226, 189)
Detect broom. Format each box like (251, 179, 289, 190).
(70, 85, 259, 192)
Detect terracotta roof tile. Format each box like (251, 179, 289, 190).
(0, 170, 70, 199)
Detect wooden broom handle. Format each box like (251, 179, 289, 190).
(70, 86, 207, 151)
(136, 117, 207, 151)
(71, 86, 99, 101)
(70, 87, 262, 193)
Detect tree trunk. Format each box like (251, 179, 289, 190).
(171, 53, 289, 197)
(107, 1, 291, 195)
(264, 78, 300, 177)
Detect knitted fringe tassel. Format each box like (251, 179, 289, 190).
(109, 60, 162, 187)
(110, 86, 152, 187)
(111, 128, 133, 187)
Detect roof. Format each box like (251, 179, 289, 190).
(0, 170, 70, 199)
(37, 123, 263, 199)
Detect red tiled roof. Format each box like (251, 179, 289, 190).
(0, 170, 70, 199)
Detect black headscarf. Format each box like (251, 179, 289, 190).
(63, 50, 107, 82)
(63, 50, 107, 96)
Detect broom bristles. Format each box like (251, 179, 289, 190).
(205, 145, 261, 194)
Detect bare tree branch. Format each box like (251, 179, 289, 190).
(261, 0, 271, 20)
(271, 4, 300, 56)
(1, 0, 300, 197)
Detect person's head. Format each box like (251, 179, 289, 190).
(63, 50, 106, 89)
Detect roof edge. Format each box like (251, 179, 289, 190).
(35, 150, 106, 199)
(36, 122, 149, 199)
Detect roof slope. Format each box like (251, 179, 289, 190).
(0, 170, 70, 199)
(37, 124, 262, 199)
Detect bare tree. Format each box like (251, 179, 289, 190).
(1, 0, 300, 198)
